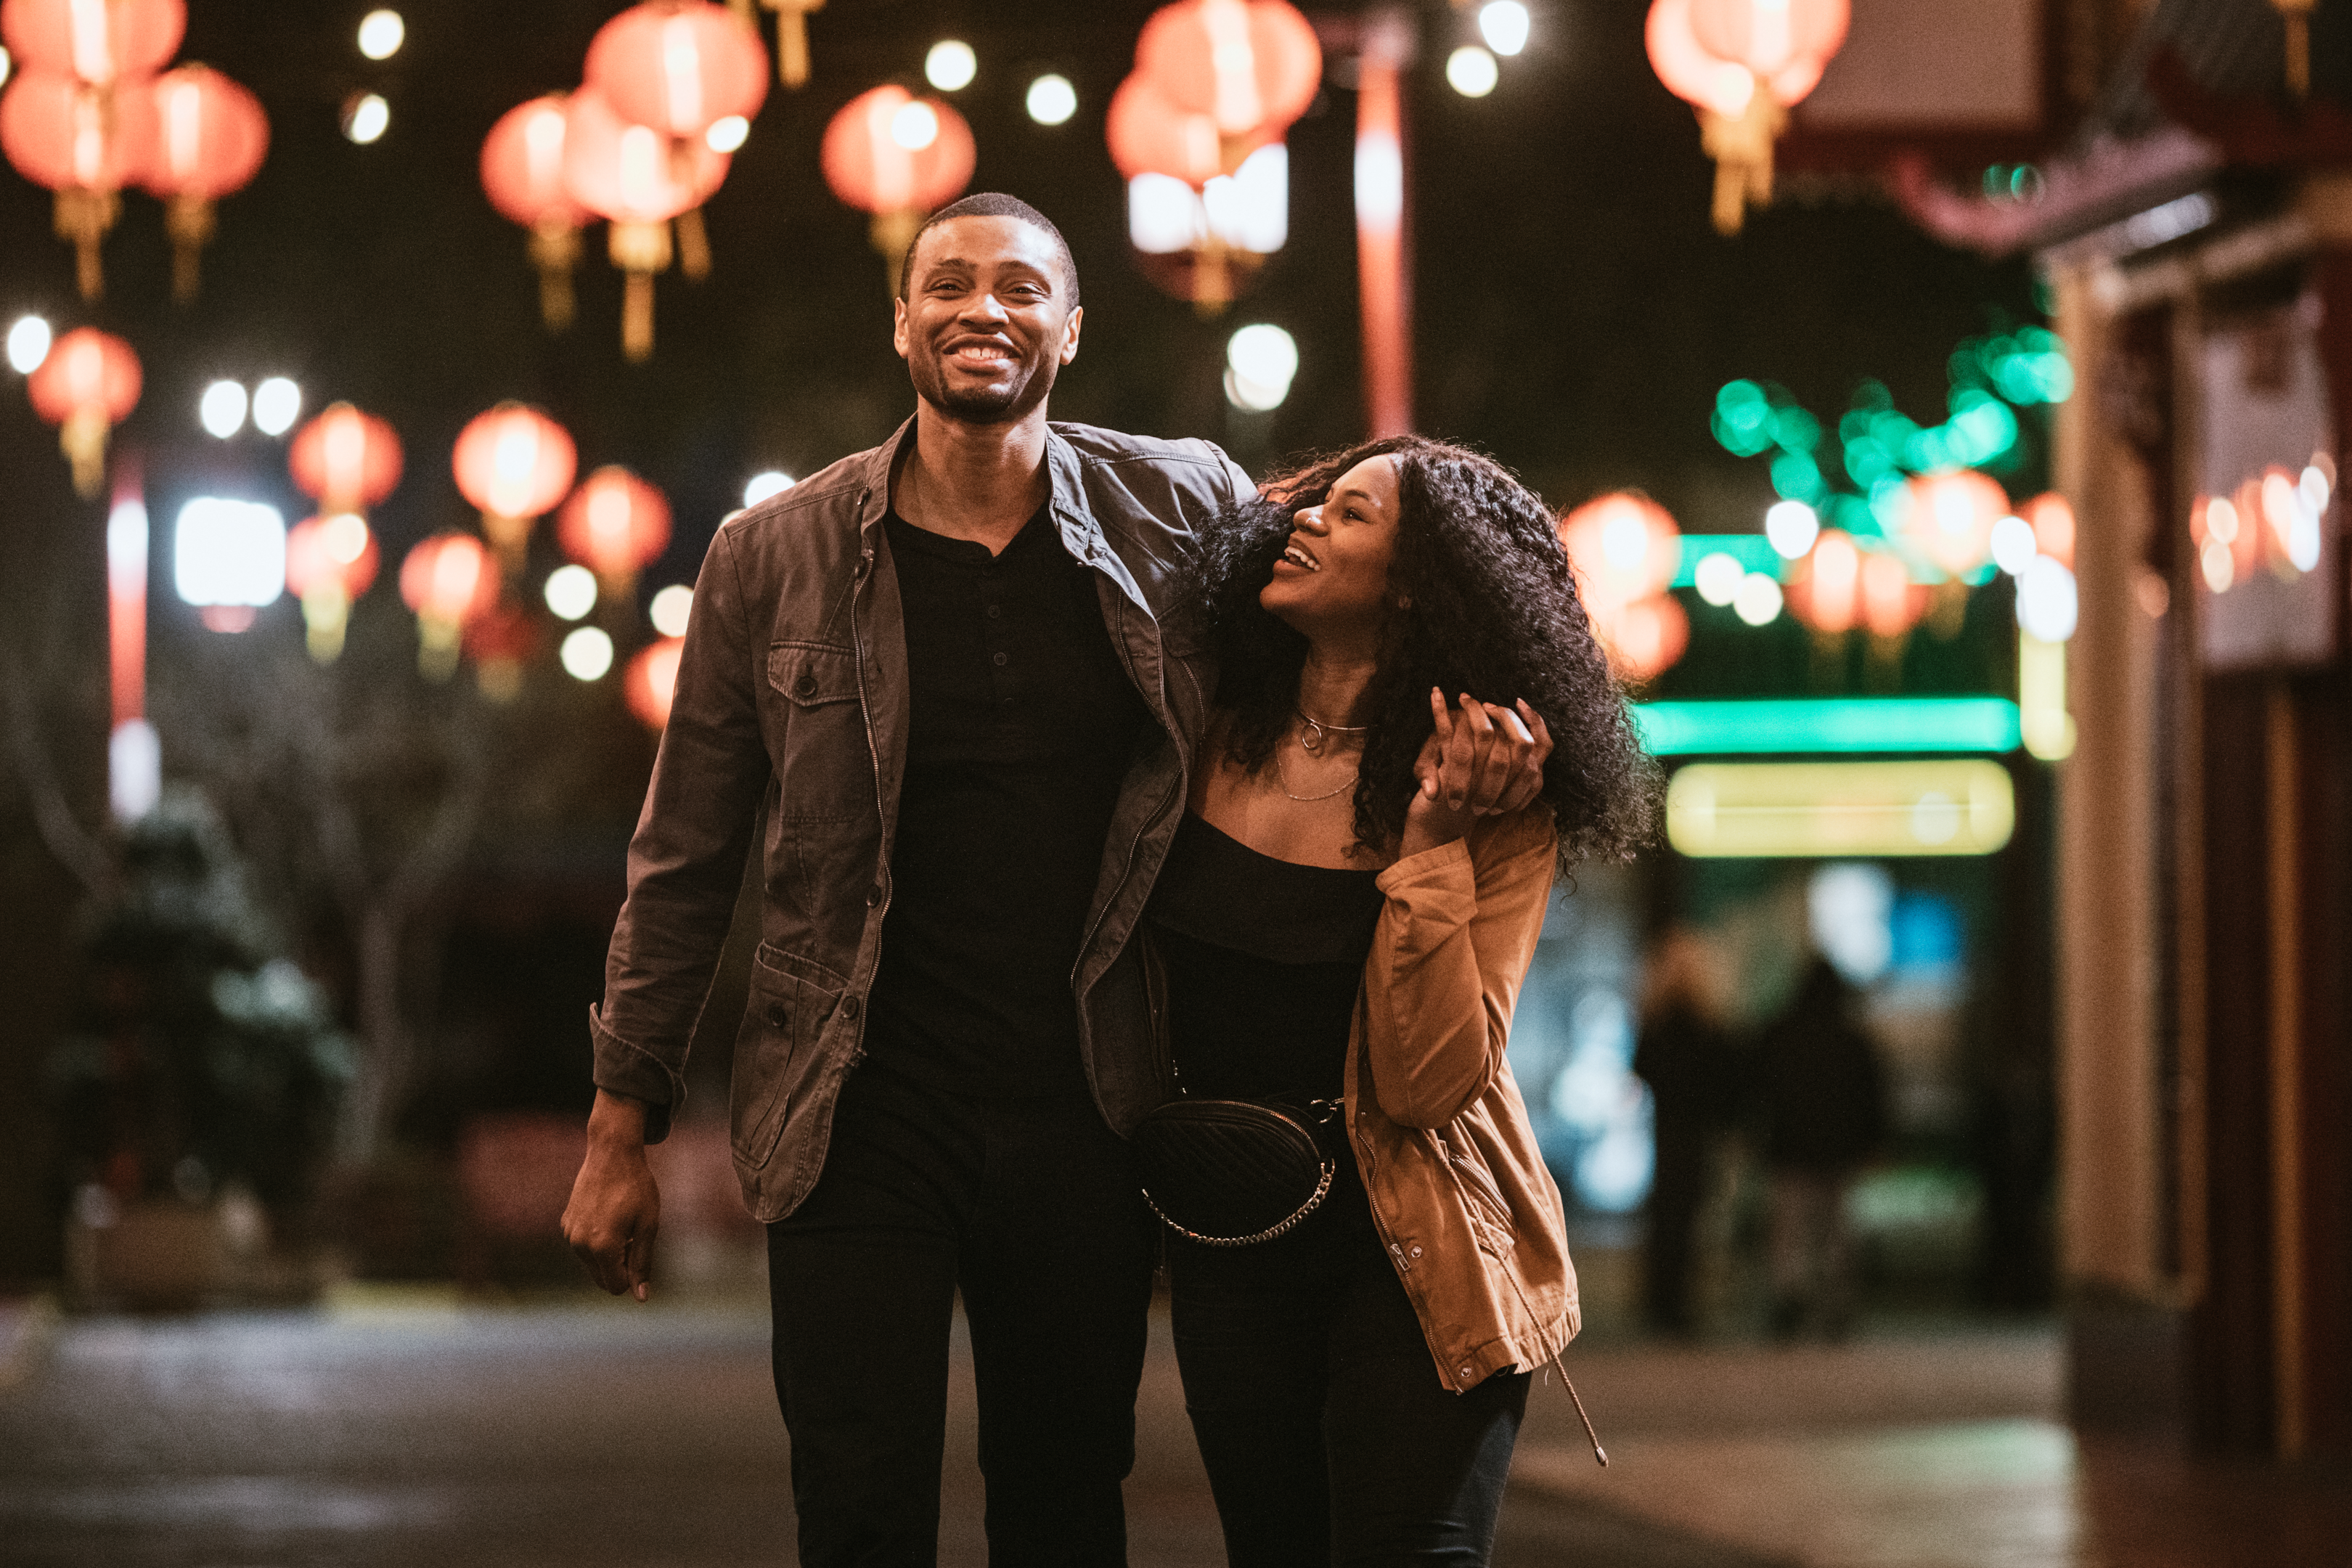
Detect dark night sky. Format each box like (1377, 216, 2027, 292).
(0, 0, 2035, 605)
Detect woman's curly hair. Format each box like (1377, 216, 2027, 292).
(1191, 436, 1659, 870)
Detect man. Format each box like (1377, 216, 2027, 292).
(561, 193, 1250, 1564)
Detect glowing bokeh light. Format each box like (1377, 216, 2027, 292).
(1026, 73, 1077, 126)
(251, 377, 301, 436)
(199, 380, 248, 438)
(358, 10, 404, 60)
(1225, 324, 1298, 412)
(560, 625, 615, 681)
(926, 40, 976, 91)
(1693, 551, 1745, 606)
(543, 563, 598, 621)
(743, 470, 795, 507)
(7, 315, 51, 375)
(343, 93, 391, 144)
(649, 584, 693, 637)
(1765, 499, 1818, 559)
(1446, 46, 1499, 97)
(706, 114, 750, 152)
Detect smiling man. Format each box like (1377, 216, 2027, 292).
(561, 193, 1251, 1564)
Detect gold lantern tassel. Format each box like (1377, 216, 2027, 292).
(301, 587, 351, 664)
(54, 187, 118, 301)
(530, 217, 581, 332)
(61, 408, 110, 499)
(871, 206, 923, 291)
(2274, 0, 2315, 98)
(418, 613, 462, 682)
(763, 0, 825, 88)
(1699, 93, 1784, 236)
(675, 206, 712, 282)
(165, 195, 216, 304)
(610, 220, 674, 363)
(1191, 235, 1233, 318)
(481, 513, 533, 576)
(724, 0, 754, 22)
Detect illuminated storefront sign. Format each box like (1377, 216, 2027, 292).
(1633, 697, 2021, 756)
(1666, 759, 2016, 858)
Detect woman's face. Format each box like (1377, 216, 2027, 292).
(1258, 454, 1401, 643)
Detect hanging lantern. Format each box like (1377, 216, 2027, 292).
(1132, 0, 1320, 152)
(399, 533, 500, 681)
(283, 510, 379, 663)
(756, 0, 822, 89)
(624, 635, 685, 730)
(1124, 143, 1287, 314)
(557, 465, 672, 595)
(138, 65, 268, 303)
(1860, 547, 1927, 640)
(464, 600, 542, 702)
(562, 86, 730, 362)
(1899, 469, 2008, 576)
(1686, 0, 1848, 84)
(0, 0, 183, 83)
(1559, 492, 1688, 682)
(1646, 0, 1845, 235)
(820, 83, 975, 285)
(24, 323, 138, 496)
(585, 1, 768, 140)
(289, 401, 403, 515)
(482, 94, 592, 332)
(1, 68, 160, 298)
(2019, 491, 2075, 570)
(1107, 72, 1277, 187)
(1788, 527, 1861, 634)
(452, 403, 577, 572)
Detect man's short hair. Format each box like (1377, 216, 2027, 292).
(897, 192, 1081, 309)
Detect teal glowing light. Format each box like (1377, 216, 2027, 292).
(1770, 450, 1824, 502)
(1671, 534, 1785, 587)
(1712, 380, 1774, 456)
(1634, 698, 2022, 756)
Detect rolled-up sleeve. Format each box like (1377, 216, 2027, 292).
(591, 523, 769, 1142)
(1363, 815, 1558, 1129)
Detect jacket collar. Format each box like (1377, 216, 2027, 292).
(854, 411, 1107, 555)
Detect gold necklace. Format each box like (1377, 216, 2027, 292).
(1276, 746, 1356, 803)
(1295, 708, 1371, 756)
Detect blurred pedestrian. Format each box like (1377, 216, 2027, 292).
(562, 194, 1256, 1565)
(1138, 443, 1654, 1564)
(1755, 955, 1887, 1340)
(1633, 926, 1736, 1338)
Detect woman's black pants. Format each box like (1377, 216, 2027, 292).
(1168, 1198, 1530, 1567)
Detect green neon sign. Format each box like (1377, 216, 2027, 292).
(1633, 698, 2022, 756)
(1671, 535, 1787, 588)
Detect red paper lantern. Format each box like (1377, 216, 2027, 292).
(1598, 594, 1691, 683)
(453, 403, 577, 569)
(1860, 548, 1927, 639)
(464, 600, 543, 702)
(25, 324, 138, 497)
(1559, 492, 1681, 611)
(563, 86, 730, 360)
(820, 84, 974, 278)
(1687, 0, 1848, 83)
(1646, 0, 1842, 234)
(139, 65, 268, 302)
(290, 403, 403, 515)
(584, 0, 768, 140)
(624, 635, 685, 730)
(1, 69, 160, 298)
(1789, 527, 1861, 634)
(0, 0, 184, 85)
(2020, 492, 2075, 571)
(1134, 0, 1320, 141)
(1900, 469, 2008, 576)
(399, 533, 501, 679)
(284, 511, 380, 663)
(1106, 72, 1277, 185)
(482, 93, 589, 332)
(558, 466, 673, 592)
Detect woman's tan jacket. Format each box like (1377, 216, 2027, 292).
(1347, 807, 1578, 1392)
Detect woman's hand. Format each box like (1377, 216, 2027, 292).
(1402, 690, 1554, 857)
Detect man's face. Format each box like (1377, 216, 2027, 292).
(893, 216, 1082, 425)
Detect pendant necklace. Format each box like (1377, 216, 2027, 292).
(1295, 708, 1371, 757)
(1276, 750, 1356, 802)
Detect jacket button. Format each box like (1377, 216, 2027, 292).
(842, 996, 862, 1018)
(1410, 1246, 1422, 1257)
(796, 673, 817, 697)
(766, 1004, 788, 1027)
(1460, 1364, 1473, 1378)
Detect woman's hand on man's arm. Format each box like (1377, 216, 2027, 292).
(1402, 690, 1553, 858)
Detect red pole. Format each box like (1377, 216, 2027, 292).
(106, 454, 158, 822)
(1355, 17, 1413, 438)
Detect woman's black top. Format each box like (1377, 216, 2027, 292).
(1147, 812, 1388, 1241)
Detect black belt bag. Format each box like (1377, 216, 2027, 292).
(1134, 1095, 1344, 1246)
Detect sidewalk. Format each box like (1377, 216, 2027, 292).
(1512, 1326, 2352, 1568)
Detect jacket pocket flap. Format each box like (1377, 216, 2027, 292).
(767, 642, 859, 707)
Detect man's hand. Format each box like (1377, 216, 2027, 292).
(562, 1090, 662, 1302)
(1402, 690, 1554, 858)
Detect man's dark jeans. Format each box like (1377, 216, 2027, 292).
(767, 1059, 1155, 1567)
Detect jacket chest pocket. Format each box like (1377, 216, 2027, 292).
(767, 643, 873, 825)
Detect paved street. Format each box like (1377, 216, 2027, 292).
(5, 1291, 2343, 1567)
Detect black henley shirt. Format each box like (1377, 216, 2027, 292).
(862, 507, 1153, 1098)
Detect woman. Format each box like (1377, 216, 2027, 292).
(1146, 436, 1656, 1564)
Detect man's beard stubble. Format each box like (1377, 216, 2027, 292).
(909, 343, 1059, 426)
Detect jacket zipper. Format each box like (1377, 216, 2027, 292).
(1070, 544, 1185, 984)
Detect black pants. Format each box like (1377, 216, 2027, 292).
(1168, 1193, 1530, 1567)
(766, 1061, 1155, 1567)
